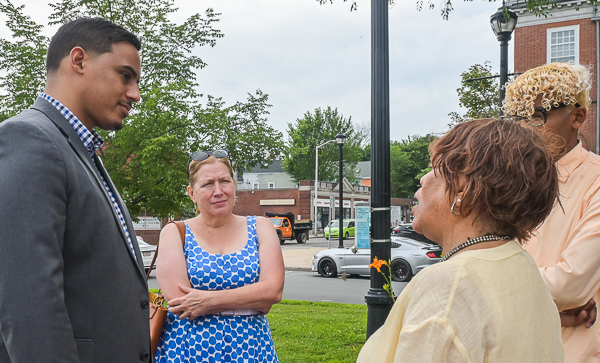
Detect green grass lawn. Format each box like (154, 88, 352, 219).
(149, 291, 368, 362)
(268, 300, 367, 363)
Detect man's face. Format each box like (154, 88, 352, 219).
(533, 96, 577, 152)
(79, 42, 141, 131)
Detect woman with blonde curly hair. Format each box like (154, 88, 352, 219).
(357, 118, 564, 362)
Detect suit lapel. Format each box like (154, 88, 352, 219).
(31, 98, 145, 276)
(93, 154, 146, 272)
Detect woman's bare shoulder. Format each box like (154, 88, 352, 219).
(254, 216, 276, 229)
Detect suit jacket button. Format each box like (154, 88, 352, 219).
(141, 299, 149, 309)
(140, 352, 149, 361)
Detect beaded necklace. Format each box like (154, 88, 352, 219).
(441, 234, 511, 262)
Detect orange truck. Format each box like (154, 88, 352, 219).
(266, 212, 313, 245)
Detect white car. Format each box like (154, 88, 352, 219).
(312, 237, 442, 282)
(137, 236, 157, 273)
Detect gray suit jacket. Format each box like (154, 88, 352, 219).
(0, 98, 151, 362)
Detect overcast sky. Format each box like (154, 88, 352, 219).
(0, 0, 514, 142)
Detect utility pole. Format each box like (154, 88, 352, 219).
(365, 0, 394, 338)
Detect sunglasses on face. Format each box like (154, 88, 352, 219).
(187, 149, 230, 178)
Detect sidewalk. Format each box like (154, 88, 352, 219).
(281, 247, 326, 271)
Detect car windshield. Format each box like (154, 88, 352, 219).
(269, 218, 282, 226)
(328, 221, 350, 228)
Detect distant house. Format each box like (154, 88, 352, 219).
(357, 160, 371, 187)
(509, 0, 599, 153)
(237, 160, 297, 190)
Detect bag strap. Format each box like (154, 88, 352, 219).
(146, 220, 186, 281)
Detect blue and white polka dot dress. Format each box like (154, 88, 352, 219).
(155, 216, 279, 363)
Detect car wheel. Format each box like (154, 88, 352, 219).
(296, 231, 307, 244)
(318, 257, 337, 278)
(344, 232, 349, 240)
(391, 259, 412, 282)
(277, 230, 284, 245)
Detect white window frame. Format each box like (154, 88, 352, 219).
(268, 182, 275, 189)
(253, 182, 259, 190)
(547, 25, 579, 65)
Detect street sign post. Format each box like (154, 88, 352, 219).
(356, 203, 370, 249)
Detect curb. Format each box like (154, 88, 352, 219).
(284, 267, 312, 272)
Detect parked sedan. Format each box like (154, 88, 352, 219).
(324, 219, 355, 239)
(392, 223, 438, 246)
(137, 236, 157, 273)
(312, 237, 442, 282)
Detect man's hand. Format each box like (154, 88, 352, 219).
(560, 299, 597, 328)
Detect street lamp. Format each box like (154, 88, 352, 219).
(336, 132, 346, 249)
(314, 140, 335, 236)
(490, 3, 518, 110)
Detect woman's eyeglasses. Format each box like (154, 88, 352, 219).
(187, 149, 229, 178)
(527, 103, 580, 126)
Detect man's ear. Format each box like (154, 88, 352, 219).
(69, 47, 86, 74)
(572, 106, 587, 130)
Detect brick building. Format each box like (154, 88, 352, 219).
(232, 179, 372, 229)
(510, 0, 599, 153)
(232, 178, 415, 234)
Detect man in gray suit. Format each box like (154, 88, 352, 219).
(0, 18, 151, 362)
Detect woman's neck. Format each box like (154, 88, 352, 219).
(440, 219, 506, 256)
(197, 212, 234, 229)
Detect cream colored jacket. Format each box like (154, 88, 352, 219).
(357, 242, 564, 363)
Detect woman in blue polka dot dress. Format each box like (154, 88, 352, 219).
(155, 150, 284, 362)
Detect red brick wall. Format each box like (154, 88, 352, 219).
(233, 189, 302, 218)
(136, 230, 160, 245)
(514, 18, 598, 152)
(299, 190, 311, 220)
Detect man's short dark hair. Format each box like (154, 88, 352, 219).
(46, 17, 141, 73)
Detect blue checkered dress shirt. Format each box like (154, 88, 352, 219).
(40, 94, 136, 258)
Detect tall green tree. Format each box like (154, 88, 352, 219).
(0, 1, 47, 120)
(448, 61, 500, 127)
(0, 0, 283, 219)
(390, 135, 433, 198)
(283, 107, 362, 184)
(318, 0, 560, 19)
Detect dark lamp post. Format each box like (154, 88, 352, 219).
(490, 5, 518, 110)
(336, 132, 346, 249)
(365, 0, 394, 339)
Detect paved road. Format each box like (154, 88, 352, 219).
(282, 270, 408, 305)
(148, 270, 408, 305)
(279, 235, 354, 250)
(148, 235, 407, 304)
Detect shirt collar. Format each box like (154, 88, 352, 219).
(556, 140, 587, 183)
(40, 93, 104, 158)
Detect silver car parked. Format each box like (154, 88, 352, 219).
(312, 236, 442, 282)
(137, 236, 157, 273)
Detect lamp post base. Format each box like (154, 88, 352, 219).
(365, 288, 395, 338)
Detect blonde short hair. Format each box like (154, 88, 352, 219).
(503, 62, 592, 117)
(188, 156, 235, 187)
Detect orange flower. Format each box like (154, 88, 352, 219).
(369, 257, 388, 273)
